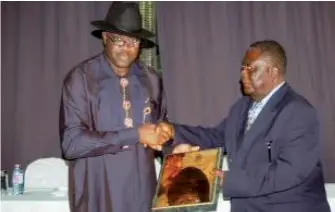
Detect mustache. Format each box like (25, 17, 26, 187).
(116, 52, 129, 57)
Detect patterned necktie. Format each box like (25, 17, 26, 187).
(245, 101, 262, 132)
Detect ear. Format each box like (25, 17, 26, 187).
(269, 67, 279, 79)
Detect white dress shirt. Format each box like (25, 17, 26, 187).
(245, 81, 286, 131)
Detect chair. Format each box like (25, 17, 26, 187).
(24, 157, 68, 189)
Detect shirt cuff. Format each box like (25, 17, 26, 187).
(105, 127, 140, 146)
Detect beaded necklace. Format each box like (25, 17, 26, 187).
(119, 76, 152, 129)
(106, 55, 152, 129)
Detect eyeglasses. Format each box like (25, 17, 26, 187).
(107, 35, 140, 47)
(241, 65, 255, 72)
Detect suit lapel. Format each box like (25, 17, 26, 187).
(235, 84, 290, 166)
(235, 98, 251, 151)
(226, 97, 251, 161)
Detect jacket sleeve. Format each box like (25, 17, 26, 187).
(222, 104, 320, 198)
(60, 69, 139, 160)
(172, 118, 226, 149)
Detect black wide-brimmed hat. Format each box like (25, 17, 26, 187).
(91, 2, 156, 48)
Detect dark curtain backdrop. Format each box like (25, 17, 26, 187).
(1, 1, 112, 172)
(2, 2, 335, 183)
(157, 2, 335, 182)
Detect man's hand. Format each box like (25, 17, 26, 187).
(156, 121, 175, 140)
(138, 124, 170, 147)
(172, 144, 200, 154)
(146, 144, 162, 151)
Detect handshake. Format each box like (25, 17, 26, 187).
(137, 121, 200, 154)
(138, 122, 175, 151)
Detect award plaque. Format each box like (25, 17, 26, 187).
(152, 148, 223, 212)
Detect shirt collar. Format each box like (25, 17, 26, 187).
(258, 81, 286, 106)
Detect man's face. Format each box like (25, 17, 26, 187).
(240, 48, 273, 98)
(103, 32, 140, 68)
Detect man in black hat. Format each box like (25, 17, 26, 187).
(59, 2, 169, 212)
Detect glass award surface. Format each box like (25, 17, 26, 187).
(152, 148, 223, 212)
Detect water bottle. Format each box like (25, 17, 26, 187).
(12, 164, 24, 195)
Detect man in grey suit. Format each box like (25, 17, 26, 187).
(158, 40, 331, 212)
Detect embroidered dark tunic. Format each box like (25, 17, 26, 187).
(60, 53, 167, 212)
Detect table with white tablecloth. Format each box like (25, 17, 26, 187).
(1, 185, 335, 212)
(1, 188, 69, 212)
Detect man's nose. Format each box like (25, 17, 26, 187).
(240, 69, 248, 78)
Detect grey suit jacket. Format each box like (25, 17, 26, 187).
(173, 84, 330, 212)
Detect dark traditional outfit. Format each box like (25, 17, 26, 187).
(60, 53, 166, 212)
(60, 2, 166, 211)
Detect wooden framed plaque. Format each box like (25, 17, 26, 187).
(152, 148, 223, 212)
